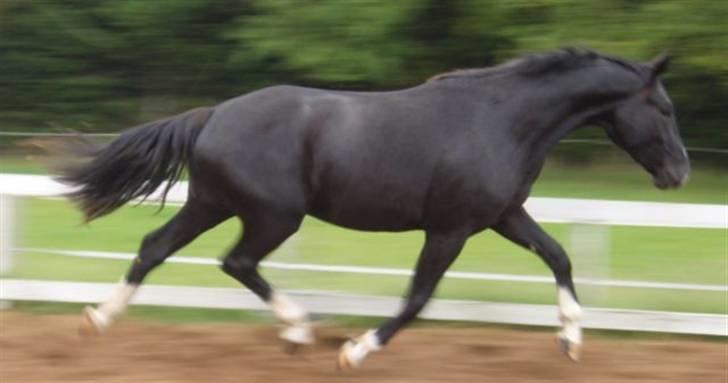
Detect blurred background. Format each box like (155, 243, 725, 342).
(1, 0, 727, 166)
(0, 1, 726, 380)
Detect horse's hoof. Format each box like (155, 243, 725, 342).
(279, 323, 314, 346)
(337, 340, 357, 371)
(337, 329, 381, 371)
(78, 306, 102, 337)
(557, 335, 581, 362)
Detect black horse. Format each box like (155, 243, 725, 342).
(59, 48, 688, 368)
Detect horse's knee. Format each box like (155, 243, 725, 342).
(221, 256, 255, 278)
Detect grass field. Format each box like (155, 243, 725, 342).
(2, 154, 727, 316)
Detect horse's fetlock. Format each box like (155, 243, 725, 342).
(557, 287, 582, 321)
(270, 292, 309, 325)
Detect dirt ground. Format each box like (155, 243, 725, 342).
(0, 311, 726, 382)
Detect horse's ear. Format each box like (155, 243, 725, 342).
(648, 52, 671, 76)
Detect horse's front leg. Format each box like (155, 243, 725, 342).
(338, 229, 468, 369)
(493, 206, 583, 361)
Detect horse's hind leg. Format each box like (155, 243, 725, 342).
(493, 206, 582, 361)
(220, 212, 312, 346)
(80, 200, 231, 335)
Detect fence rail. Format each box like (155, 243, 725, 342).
(1, 279, 725, 336)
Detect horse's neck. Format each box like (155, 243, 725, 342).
(512, 67, 643, 166)
(507, 107, 602, 187)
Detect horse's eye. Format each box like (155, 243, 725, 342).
(658, 104, 673, 117)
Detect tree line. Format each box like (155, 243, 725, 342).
(1, 0, 726, 163)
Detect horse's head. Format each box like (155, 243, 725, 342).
(598, 54, 690, 189)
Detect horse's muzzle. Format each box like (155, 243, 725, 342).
(653, 164, 690, 190)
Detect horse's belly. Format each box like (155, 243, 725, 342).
(309, 210, 421, 232)
(307, 187, 424, 232)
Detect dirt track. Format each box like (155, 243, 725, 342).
(1, 312, 726, 382)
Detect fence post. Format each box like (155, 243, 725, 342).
(0, 194, 14, 272)
(569, 221, 610, 306)
(0, 194, 17, 309)
(0, 193, 19, 310)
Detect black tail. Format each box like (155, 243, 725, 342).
(55, 107, 214, 222)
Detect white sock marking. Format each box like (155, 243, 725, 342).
(269, 291, 314, 344)
(558, 286, 582, 344)
(343, 329, 382, 367)
(88, 278, 137, 331)
(270, 291, 308, 324)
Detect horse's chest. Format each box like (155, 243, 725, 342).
(421, 159, 529, 230)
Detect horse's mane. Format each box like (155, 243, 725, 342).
(428, 47, 642, 82)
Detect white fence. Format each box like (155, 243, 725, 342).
(3, 279, 726, 336)
(0, 174, 726, 336)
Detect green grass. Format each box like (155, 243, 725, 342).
(7, 198, 727, 315)
(0, 155, 47, 174)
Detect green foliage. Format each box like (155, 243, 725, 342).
(0, 0, 726, 163)
(228, 0, 418, 86)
